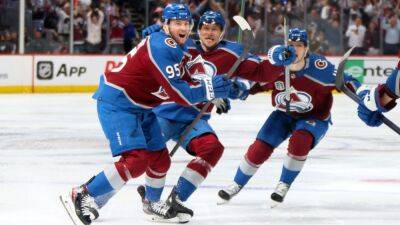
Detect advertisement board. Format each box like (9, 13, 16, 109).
(0, 56, 32, 92)
(327, 56, 397, 85)
(0, 55, 397, 93)
(33, 55, 122, 92)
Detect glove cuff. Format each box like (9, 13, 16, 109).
(377, 84, 397, 112)
(267, 45, 280, 65)
(194, 74, 215, 101)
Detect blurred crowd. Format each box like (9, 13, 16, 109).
(0, 0, 399, 55)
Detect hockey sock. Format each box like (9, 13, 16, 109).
(175, 163, 206, 201)
(174, 134, 224, 201)
(86, 164, 126, 207)
(234, 139, 273, 186)
(279, 155, 305, 185)
(144, 149, 170, 202)
(279, 130, 313, 185)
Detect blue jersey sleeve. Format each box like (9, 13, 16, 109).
(147, 33, 207, 106)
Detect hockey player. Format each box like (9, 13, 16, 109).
(59, 4, 233, 225)
(357, 60, 399, 127)
(218, 28, 361, 207)
(136, 10, 294, 222)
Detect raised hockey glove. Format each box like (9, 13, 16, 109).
(229, 77, 251, 100)
(213, 98, 231, 114)
(267, 45, 296, 66)
(141, 24, 162, 38)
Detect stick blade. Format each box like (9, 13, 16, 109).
(335, 46, 355, 89)
(233, 15, 251, 31)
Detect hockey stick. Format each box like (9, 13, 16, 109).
(169, 15, 254, 157)
(283, 15, 291, 115)
(335, 47, 400, 135)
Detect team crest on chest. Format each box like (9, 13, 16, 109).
(314, 59, 328, 70)
(275, 88, 313, 113)
(165, 38, 177, 48)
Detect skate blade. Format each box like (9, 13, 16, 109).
(216, 197, 230, 205)
(144, 212, 191, 224)
(270, 200, 281, 209)
(59, 195, 85, 225)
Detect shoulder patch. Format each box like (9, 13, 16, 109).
(314, 59, 328, 70)
(164, 38, 177, 48)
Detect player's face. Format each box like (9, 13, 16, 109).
(289, 41, 308, 64)
(199, 23, 223, 51)
(167, 19, 191, 45)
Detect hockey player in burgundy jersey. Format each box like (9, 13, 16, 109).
(218, 28, 361, 207)
(59, 4, 233, 225)
(357, 60, 399, 127)
(135, 11, 288, 222)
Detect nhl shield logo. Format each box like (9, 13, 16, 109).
(275, 81, 285, 91)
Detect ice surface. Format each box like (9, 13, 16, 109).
(0, 93, 399, 225)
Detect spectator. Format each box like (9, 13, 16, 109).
(25, 27, 51, 53)
(364, 21, 380, 55)
(382, 15, 400, 55)
(0, 30, 16, 54)
(345, 16, 366, 55)
(109, 17, 124, 54)
(247, 10, 267, 53)
(85, 8, 104, 53)
(122, 15, 138, 53)
(73, 13, 86, 53)
(325, 19, 341, 55)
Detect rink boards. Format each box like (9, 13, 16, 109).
(0, 55, 397, 93)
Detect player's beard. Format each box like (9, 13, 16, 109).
(163, 24, 190, 45)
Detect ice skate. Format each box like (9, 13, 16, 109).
(143, 198, 183, 223)
(270, 182, 290, 208)
(167, 188, 194, 223)
(217, 183, 242, 205)
(59, 186, 99, 225)
(138, 185, 193, 223)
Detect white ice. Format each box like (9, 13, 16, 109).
(0, 93, 399, 225)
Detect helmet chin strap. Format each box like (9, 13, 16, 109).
(163, 23, 170, 35)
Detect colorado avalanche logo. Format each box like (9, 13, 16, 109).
(275, 90, 313, 113)
(203, 61, 217, 76)
(314, 59, 328, 70)
(164, 38, 177, 48)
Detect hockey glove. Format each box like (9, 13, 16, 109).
(213, 98, 231, 114)
(141, 24, 162, 38)
(229, 77, 251, 100)
(267, 45, 296, 66)
(357, 86, 385, 127)
(194, 74, 233, 101)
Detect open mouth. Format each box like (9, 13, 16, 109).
(205, 37, 214, 42)
(178, 34, 186, 38)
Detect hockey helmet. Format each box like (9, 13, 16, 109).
(198, 11, 225, 30)
(162, 3, 192, 22)
(288, 28, 308, 46)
